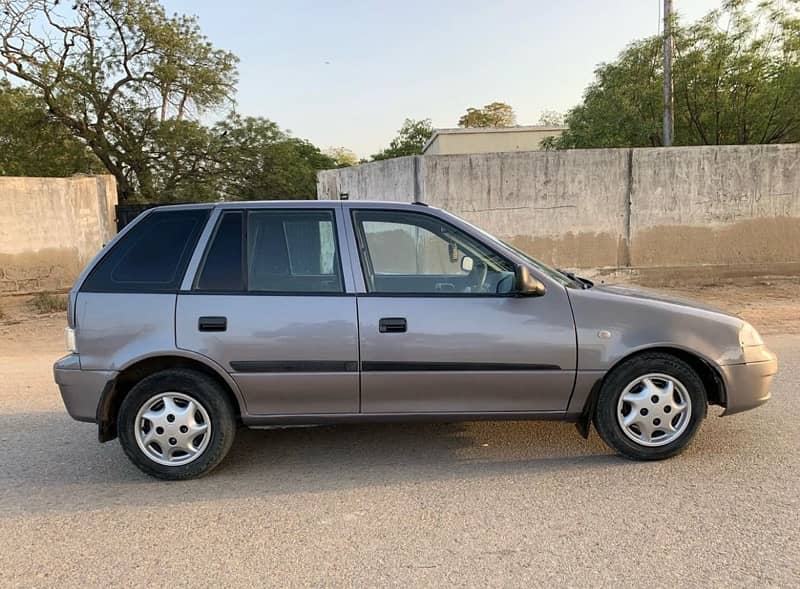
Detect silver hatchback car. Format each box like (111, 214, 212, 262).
(54, 200, 777, 479)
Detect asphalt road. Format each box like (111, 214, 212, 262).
(0, 329, 798, 588)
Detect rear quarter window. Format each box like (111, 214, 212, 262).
(81, 209, 210, 293)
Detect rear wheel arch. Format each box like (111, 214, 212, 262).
(98, 354, 243, 442)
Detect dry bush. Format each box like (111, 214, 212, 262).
(28, 293, 68, 314)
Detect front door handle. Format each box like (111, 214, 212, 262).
(199, 316, 227, 332)
(379, 317, 407, 333)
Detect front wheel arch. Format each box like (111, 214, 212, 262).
(592, 351, 708, 459)
(575, 346, 725, 439)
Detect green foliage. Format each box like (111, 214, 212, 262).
(371, 118, 434, 161)
(211, 113, 336, 201)
(538, 110, 565, 127)
(28, 293, 67, 314)
(324, 147, 360, 167)
(555, 0, 800, 149)
(0, 1, 340, 202)
(0, 80, 102, 176)
(0, 0, 238, 200)
(458, 102, 516, 128)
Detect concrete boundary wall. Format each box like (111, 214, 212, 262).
(0, 175, 118, 293)
(317, 144, 800, 278)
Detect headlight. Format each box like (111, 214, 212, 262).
(739, 322, 763, 347)
(65, 327, 77, 353)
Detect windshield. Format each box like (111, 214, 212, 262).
(447, 213, 582, 288)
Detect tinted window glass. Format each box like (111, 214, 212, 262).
(247, 210, 342, 293)
(82, 209, 209, 292)
(196, 212, 244, 291)
(353, 210, 514, 295)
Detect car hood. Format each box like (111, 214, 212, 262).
(589, 284, 739, 319)
(565, 282, 748, 368)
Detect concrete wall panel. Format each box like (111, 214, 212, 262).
(317, 144, 800, 276)
(424, 150, 629, 267)
(630, 145, 800, 266)
(316, 157, 416, 201)
(0, 175, 117, 293)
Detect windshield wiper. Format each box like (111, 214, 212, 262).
(558, 269, 593, 289)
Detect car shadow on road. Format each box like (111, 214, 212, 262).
(0, 408, 754, 516)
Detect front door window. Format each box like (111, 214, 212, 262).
(352, 210, 515, 294)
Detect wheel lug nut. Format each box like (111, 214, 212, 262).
(167, 414, 175, 423)
(651, 396, 659, 403)
(640, 408, 649, 416)
(155, 427, 164, 435)
(168, 437, 177, 446)
(664, 406, 671, 413)
(180, 425, 188, 433)
(653, 418, 661, 426)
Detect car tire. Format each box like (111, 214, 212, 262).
(118, 369, 236, 480)
(594, 352, 707, 460)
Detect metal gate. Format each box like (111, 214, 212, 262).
(115, 204, 159, 231)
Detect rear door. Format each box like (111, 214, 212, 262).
(176, 205, 359, 416)
(349, 207, 577, 414)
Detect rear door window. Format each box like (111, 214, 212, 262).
(193, 209, 343, 294)
(82, 209, 209, 292)
(195, 212, 244, 291)
(247, 210, 342, 293)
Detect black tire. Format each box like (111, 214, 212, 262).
(118, 369, 236, 480)
(594, 352, 707, 461)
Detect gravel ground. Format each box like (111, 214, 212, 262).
(0, 283, 798, 588)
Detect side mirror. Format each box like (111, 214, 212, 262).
(460, 256, 474, 272)
(514, 265, 546, 296)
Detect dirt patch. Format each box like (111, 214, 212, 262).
(653, 275, 800, 335)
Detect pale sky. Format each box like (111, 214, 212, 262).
(162, 0, 722, 158)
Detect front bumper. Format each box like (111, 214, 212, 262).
(53, 354, 117, 423)
(720, 346, 778, 416)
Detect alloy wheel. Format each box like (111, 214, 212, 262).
(134, 392, 211, 466)
(616, 373, 692, 447)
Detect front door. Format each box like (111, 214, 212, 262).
(176, 207, 359, 415)
(350, 208, 576, 414)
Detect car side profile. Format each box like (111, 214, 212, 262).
(54, 200, 777, 479)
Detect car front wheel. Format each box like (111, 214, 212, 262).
(118, 369, 236, 480)
(594, 352, 707, 460)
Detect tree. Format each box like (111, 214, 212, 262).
(0, 0, 238, 200)
(555, 0, 800, 149)
(371, 118, 433, 161)
(458, 101, 516, 127)
(211, 113, 335, 200)
(538, 110, 565, 126)
(0, 79, 102, 176)
(324, 146, 359, 167)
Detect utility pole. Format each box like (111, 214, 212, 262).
(662, 0, 674, 146)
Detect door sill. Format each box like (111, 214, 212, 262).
(242, 410, 573, 427)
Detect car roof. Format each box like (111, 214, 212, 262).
(148, 200, 433, 212)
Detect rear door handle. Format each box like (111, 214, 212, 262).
(199, 316, 227, 332)
(379, 317, 407, 333)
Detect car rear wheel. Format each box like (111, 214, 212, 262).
(594, 352, 707, 460)
(118, 369, 236, 480)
